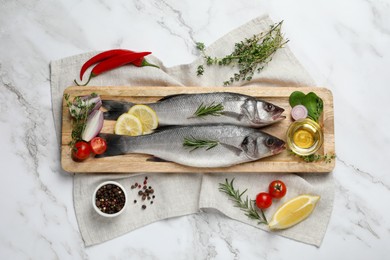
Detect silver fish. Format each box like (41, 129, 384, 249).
(97, 125, 286, 168)
(103, 92, 285, 127)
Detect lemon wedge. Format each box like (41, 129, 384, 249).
(114, 114, 142, 136)
(268, 194, 320, 230)
(128, 105, 158, 134)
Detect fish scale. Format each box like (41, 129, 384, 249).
(97, 125, 286, 168)
(102, 92, 285, 128)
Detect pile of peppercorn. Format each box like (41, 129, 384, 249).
(131, 176, 155, 210)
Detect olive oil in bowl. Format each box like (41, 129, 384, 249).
(286, 118, 323, 156)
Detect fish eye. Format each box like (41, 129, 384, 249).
(265, 137, 275, 147)
(264, 103, 275, 112)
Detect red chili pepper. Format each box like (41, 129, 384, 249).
(79, 49, 159, 81)
(79, 49, 130, 81)
(75, 52, 152, 86)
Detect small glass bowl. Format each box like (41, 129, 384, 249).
(286, 118, 323, 156)
(92, 181, 127, 218)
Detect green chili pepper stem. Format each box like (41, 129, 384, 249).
(141, 59, 160, 68)
(74, 73, 95, 86)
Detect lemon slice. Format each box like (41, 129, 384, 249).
(268, 194, 320, 230)
(114, 114, 142, 136)
(128, 105, 158, 134)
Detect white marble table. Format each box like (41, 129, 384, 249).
(1, 0, 389, 259)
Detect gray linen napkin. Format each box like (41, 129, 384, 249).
(50, 16, 334, 247)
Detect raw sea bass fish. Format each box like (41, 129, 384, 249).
(97, 125, 286, 168)
(103, 92, 285, 127)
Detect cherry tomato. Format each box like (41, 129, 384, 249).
(255, 192, 272, 209)
(72, 141, 91, 161)
(90, 137, 107, 155)
(269, 180, 287, 199)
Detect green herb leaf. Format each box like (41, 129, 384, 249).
(183, 136, 219, 151)
(218, 178, 268, 225)
(302, 92, 323, 121)
(195, 21, 288, 85)
(196, 65, 204, 76)
(196, 42, 205, 51)
(289, 150, 336, 163)
(191, 102, 224, 118)
(289, 91, 306, 107)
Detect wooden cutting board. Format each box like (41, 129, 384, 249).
(61, 86, 335, 173)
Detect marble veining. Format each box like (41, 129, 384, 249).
(1, 0, 389, 259)
(337, 157, 390, 191)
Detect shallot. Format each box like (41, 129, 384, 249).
(291, 105, 308, 121)
(82, 110, 104, 142)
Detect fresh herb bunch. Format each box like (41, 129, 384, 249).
(219, 178, 268, 225)
(191, 102, 224, 118)
(289, 150, 336, 163)
(64, 93, 97, 147)
(196, 21, 288, 85)
(183, 136, 219, 151)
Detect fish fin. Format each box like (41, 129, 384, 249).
(146, 156, 171, 163)
(220, 143, 243, 156)
(157, 94, 189, 102)
(95, 133, 128, 158)
(102, 100, 133, 120)
(221, 111, 244, 121)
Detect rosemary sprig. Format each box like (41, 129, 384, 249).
(183, 136, 219, 151)
(219, 178, 268, 225)
(289, 150, 336, 163)
(191, 102, 224, 118)
(196, 21, 288, 85)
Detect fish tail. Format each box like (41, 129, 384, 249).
(96, 133, 130, 158)
(102, 100, 133, 120)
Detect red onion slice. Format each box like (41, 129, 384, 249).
(82, 110, 104, 142)
(81, 95, 102, 112)
(291, 105, 308, 121)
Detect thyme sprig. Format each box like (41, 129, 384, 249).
(196, 21, 288, 85)
(289, 150, 336, 163)
(219, 178, 268, 225)
(64, 93, 96, 147)
(191, 102, 224, 118)
(183, 136, 219, 151)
